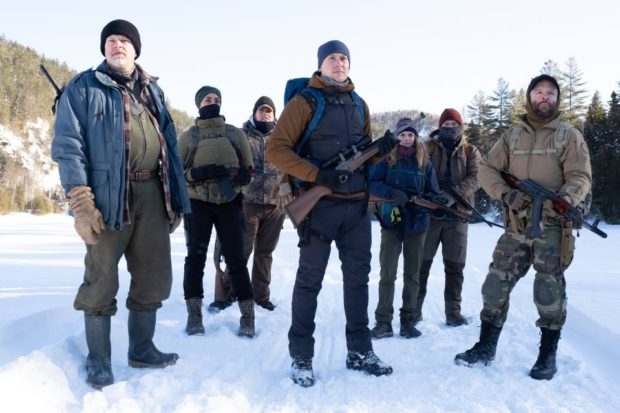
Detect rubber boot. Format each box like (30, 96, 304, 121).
(84, 314, 114, 389)
(128, 310, 178, 368)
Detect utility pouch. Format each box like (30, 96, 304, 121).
(560, 226, 576, 271)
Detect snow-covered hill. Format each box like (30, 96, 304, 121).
(0, 214, 618, 412)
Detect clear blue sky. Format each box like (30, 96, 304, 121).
(2, 0, 619, 127)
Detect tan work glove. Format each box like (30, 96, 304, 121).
(276, 182, 294, 209)
(68, 186, 105, 245)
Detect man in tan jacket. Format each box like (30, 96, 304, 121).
(454, 74, 591, 381)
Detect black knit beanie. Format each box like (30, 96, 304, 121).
(194, 86, 222, 109)
(527, 74, 561, 98)
(100, 19, 141, 58)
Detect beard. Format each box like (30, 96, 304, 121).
(532, 101, 556, 118)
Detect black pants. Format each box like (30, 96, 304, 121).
(289, 198, 373, 359)
(183, 196, 253, 301)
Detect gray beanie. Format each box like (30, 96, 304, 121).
(194, 86, 221, 109)
(317, 40, 350, 68)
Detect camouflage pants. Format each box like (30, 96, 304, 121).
(480, 226, 573, 331)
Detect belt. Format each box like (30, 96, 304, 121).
(129, 169, 159, 181)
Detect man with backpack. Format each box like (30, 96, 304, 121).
(266, 40, 398, 387)
(413, 108, 481, 327)
(179, 85, 256, 338)
(454, 74, 592, 380)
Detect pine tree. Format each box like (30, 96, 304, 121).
(466, 91, 494, 153)
(560, 57, 588, 126)
(584, 92, 607, 218)
(488, 78, 516, 132)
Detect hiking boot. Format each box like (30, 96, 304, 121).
(446, 313, 469, 327)
(291, 356, 315, 387)
(256, 299, 276, 311)
(185, 298, 205, 335)
(128, 310, 178, 368)
(207, 299, 233, 314)
(400, 317, 422, 338)
(370, 321, 393, 339)
(454, 321, 502, 367)
(530, 328, 561, 380)
(84, 314, 114, 389)
(238, 299, 255, 338)
(346, 350, 393, 376)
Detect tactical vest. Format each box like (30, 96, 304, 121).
(299, 89, 367, 194)
(508, 121, 570, 161)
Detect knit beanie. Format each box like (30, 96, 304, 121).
(194, 86, 222, 109)
(100, 19, 141, 58)
(317, 40, 350, 68)
(438, 108, 463, 126)
(526, 74, 561, 98)
(395, 117, 419, 136)
(252, 96, 276, 118)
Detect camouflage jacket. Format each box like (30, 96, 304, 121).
(241, 119, 282, 205)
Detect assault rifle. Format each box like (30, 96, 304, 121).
(369, 194, 472, 222)
(500, 171, 607, 239)
(39, 64, 64, 114)
(439, 181, 504, 229)
(284, 113, 426, 228)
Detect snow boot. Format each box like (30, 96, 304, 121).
(400, 317, 422, 338)
(185, 298, 205, 335)
(127, 310, 178, 368)
(291, 356, 315, 387)
(530, 328, 561, 380)
(370, 321, 394, 339)
(346, 350, 393, 376)
(84, 314, 114, 389)
(238, 299, 255, 338)
(256, 299, 276, 311)
(454, 321, 502, 367)
(446, 312, 468, 327)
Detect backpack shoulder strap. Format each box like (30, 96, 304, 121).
(184, 126, 200, 169)
(554, 121, 571, 153)
(350, 91, 366, 126)
(295, 87, 324, 154)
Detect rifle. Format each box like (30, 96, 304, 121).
(369, 194, 472, 222)
(500, 170, 607, 239)
(440, 182, 504, 229)
(39, 64, 64, 114)
(284, 113, 426, 228)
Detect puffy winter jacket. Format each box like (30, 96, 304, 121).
(52, 61, 191, 230)
(369, 154, 439, 234)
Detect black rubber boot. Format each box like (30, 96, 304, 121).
(530, 328, 561, 380)
(84, 314, 114, 389)
(128, 310, 178, 368)
(185, 298, 205, 335)
(454, 321, 502, 367)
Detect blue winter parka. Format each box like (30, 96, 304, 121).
(51, 61, 191, 230)
(369, 154, 439, 235)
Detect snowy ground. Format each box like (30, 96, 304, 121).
(0, 213, 618, 413)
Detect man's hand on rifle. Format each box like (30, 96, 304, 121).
(375, 129, 399, 157)
(189, 164, 229, 182)
(315, 168, 353, 190)
(502, 189, 529, 211)
(433, 190, 456, 207)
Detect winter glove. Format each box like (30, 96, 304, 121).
(391, 189, 409, 207)
(232, 167, 252, 186)
(315, 168, 353, 191)
(68, 186, 105, 245)
(189, 164, 229, 182)
(169, 213, 182, 234)
(375, 129, 399, 157)
(503, 189, 529, 211)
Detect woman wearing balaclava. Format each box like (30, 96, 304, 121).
(369, 117, 439, 340)
(177, 85, 257, 338)
(413, 108, 481, 328)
